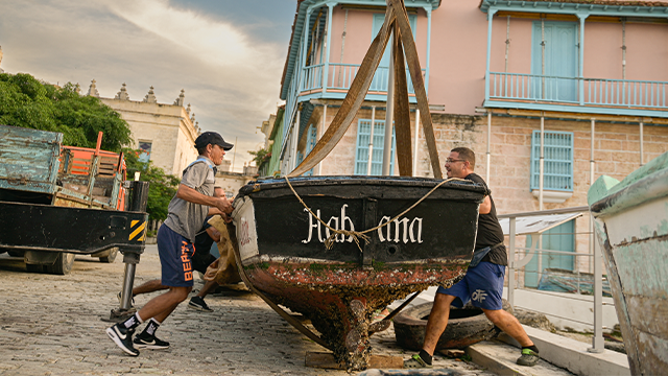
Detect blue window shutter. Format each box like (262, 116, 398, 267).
(530, 130, 574, 191)
(354, 119, 395, 175)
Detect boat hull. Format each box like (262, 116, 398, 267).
(589, 152, 668, 375)
(231, 176, 487, 361)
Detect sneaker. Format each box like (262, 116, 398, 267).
(117, 292, 135, 307)
(133, 333, 170, 350)
(516, 348, 540, 366)
(106, 323, 139, 356)
(404, 354, 432, 369)
(188, 296, 213, 312)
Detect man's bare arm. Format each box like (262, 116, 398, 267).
(176, 184, 233, 214)
(479, 195, 492, 215)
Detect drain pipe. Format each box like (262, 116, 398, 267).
(367, 106, 376, 175)
(316, 104, 327, 175)
(589, 118, 596, 275)
(486, 112, 492, 183)
(640, 121, 644, 167)
(539, 114, 545, 211)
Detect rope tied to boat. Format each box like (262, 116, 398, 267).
(284, 176, 468, 252)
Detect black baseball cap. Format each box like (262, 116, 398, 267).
(194, 131, 234, 151)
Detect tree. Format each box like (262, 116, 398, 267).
(123, 148, 180, 221)
(0, 73, 131, 151)
(249, 148, 271, 168)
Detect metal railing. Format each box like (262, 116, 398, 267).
(300, 63, 425, 94)
(489, 71, 668, 109)
(500, 205, 607, 353)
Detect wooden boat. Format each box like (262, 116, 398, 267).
(588, 151, 668, 376)
(228, 175, 487, 367)
(219, 0, 487, 369)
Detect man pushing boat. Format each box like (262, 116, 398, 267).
(106, 131, 234, 356)
(405, 147, 540, 368)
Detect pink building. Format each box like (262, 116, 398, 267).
(261, 0, 668, 274)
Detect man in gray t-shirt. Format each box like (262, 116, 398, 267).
(106, 132, 234, 357)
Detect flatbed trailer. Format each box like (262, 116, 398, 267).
(0, 125, 148, 274)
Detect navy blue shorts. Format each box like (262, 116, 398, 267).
(157, 225, 195, 287)
(436, 262, 505, 310)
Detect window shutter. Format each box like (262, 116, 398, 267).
(530, 130, 573, 191)
(354, 119, 395, 175)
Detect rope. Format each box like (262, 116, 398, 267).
(284, 176, 468, 252)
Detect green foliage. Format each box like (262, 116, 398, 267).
(123, 148, 180, 221)
(0, 73, 131, 152)
(249, 148, 271, 167)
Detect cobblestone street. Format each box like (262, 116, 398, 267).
(0, 246, 494, 376)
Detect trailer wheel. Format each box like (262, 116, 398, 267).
(26, 263, 45, 273)
(393, 300, 512, 351)
(45, 253, 75, 275)
(99, 248, 118, 263)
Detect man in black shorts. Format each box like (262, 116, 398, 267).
(106, 132, 233, 356)
(405, 147, 540, 368)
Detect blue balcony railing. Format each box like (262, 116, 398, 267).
(488, 72, 668, 110)
(300, 63, 425, 95)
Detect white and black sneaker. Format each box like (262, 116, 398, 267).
(106, 323, 139, 356)
(188, 296, 213, 312)
(133, 333, 170, 350)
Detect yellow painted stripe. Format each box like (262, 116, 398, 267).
(131, 220, 139, 227)
(129, 221, 146, 241)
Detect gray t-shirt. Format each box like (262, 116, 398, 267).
(163, 157, 216, 243)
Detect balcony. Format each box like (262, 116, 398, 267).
(485, 72, 668, 118)
(299, 63, 425, 100)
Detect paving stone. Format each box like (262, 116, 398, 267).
(0, 246, 496, 376)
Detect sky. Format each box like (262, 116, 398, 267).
(0, 0, 297, 171)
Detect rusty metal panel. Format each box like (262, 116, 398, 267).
(0, 125, 62, 195)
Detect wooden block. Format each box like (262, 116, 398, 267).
(367, 354, 404, 369)
(305, 352, 343, 369)
(305, 352, 404, 369)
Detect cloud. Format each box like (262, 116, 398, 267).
(0, 0, 286, 170)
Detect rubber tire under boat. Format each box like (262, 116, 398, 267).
(393, 299, 512, 351)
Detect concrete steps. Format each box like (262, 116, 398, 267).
(467, 340, 574, 376)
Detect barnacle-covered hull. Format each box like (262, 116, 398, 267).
(230, 176, 487, 367)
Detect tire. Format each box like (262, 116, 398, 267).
(393, 299, 512, 351)
(7, 250, 25, 257)
(44, 253, 75, 275)
(26, 263, 46, 273)
(99, 248, 118, 263)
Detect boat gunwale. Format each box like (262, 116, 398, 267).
(239, 175, 490, 196)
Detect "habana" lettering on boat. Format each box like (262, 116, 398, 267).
(301, 204, 423, 245)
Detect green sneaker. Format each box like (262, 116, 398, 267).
(404, 354, 432, 369)
(516, 348, 540, 366)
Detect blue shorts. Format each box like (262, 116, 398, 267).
(157, 225, 195, 287)
(436, 262, 505, 310)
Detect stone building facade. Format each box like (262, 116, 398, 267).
(89, 80, 199, 178)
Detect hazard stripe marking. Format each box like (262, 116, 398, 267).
(129, 221, 146, 241)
